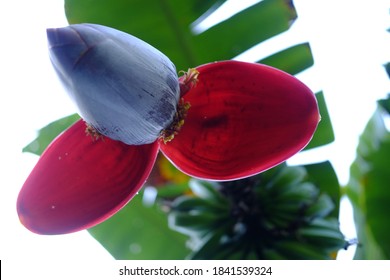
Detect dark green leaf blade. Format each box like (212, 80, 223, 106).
(259, 43, 313, 76)
(192, 0, 297, 64)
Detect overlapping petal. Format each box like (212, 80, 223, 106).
(17, 120, 159, 234)
(160, 61, 320, 180)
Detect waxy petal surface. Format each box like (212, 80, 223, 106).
(17, 120, 159, 234)
(160, 61, 320, 180)
(47, 24, 179, 145)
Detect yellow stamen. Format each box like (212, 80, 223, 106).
(159, 98, 191, 144)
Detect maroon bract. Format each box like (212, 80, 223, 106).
(17, 120, 159, 234)
(161, 61, 320, 180)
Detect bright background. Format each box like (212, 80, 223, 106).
(1, 0, 389, 265)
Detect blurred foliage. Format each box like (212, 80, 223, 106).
(347, 97, 390, 259)
(88, 160, 346, 259)
(304, 161, 340, 217)
(23, 114, 80, 155)
(88, 190, 190, 259)
(378, 94, 390, 114)
(345, 27, 390, 259)
(169, 163, 347, 259)
(345, 59, 390, 260)
(384, 62, 390, 79)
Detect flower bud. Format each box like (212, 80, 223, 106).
(47, 23, 180, 145)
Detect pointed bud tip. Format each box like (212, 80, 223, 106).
(46, 25, 91, 91)
(47, 26, 81, 49)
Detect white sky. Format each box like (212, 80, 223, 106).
(1, 0, 390, 272)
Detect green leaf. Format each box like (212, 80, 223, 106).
(88, 192, 190, 259)
(259, 43, 314, 75)
(23, 113, 80, 155)
(378, 94, 390, 114)
(304, 161, 340, 218)
(346, 108, 390, 259)
(65, 0, 297, 70)
(383, 62, 390, 79)
(191, 0, 297, 65)
(304, 91, 335, 150)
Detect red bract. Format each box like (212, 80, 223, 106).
(161, 61, 320, 180)
(17, 120, 159, 234)
(18, 61, 319, 234)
